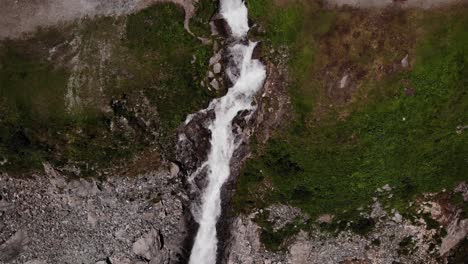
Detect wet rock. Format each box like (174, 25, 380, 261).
(191, 165, 210, 194)
(210, 78, 220, 90)
(210, 21, 219, 36)
(232, 110, 251, 132)
(212, 16, 230, 38)
(252, 42, 262, 60)
(224, 44, 246, 84)
(170, 162, 180, 178)
(176, 110, 214, 174)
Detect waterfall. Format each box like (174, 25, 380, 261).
(188, 1, 266, 263)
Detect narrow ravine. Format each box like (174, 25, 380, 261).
(187, 1, 266, 263)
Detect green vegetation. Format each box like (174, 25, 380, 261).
(235, 1, 468, 245)
(249, 0, 304, 47)
(0, 2, 214, 175)
(398, 236, 417, 256)
(0, 28, 71, 173)
(190, 0, 217, 37)
(450, 192, 468, 219)
(0, 26, 141, 175)
(126, 3, 212, 145)
(255, 211, 306, 251)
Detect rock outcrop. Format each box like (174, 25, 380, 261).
(225, 209, 442, 264)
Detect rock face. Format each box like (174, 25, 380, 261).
(0, 163, 187, 264)
(225, 207, 442, 264)
(224, 215, 278, 264)
(176, 110, 214, 175)
(440, 217, 468, 256)
(225, 183, 468, 264)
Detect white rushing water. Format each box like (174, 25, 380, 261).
(188, 1, 266, 263)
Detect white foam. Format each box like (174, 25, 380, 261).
(188, 1, 266, 263)
(220, 0, 250, 38)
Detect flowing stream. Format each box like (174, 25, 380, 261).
(188, 0, 266, 263)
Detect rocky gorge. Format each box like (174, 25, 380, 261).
(1, 0, 468, 263)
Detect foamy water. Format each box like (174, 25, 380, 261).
(188, 1, 266, 263)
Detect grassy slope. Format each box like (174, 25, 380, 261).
(0, 3, 214, 176)
(237, 0, 468, 249)
(126, 3, 213, 146)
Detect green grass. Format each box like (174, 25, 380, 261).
(234, 4, 468, 240)
(249, 0, 305, 46)
(126, 3, 213, 148)
(0, 3, 215, 175)
(0, 20, 141, 175)
(0, 29, 71, 173)
(190, 0, 217, 37)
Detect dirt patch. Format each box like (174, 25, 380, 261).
(307, 8, 417, 121)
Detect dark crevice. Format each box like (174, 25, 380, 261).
(158, 229, 165, 250)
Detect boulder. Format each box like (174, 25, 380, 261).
(132, 229, 162, 260)
(210, 78, 220, 90)
(213, 63, 222, 74)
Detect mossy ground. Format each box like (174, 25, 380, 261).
(237, 0, 468, 249)
(125, 3, 214, 147)
(0, 2, 214, 176)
